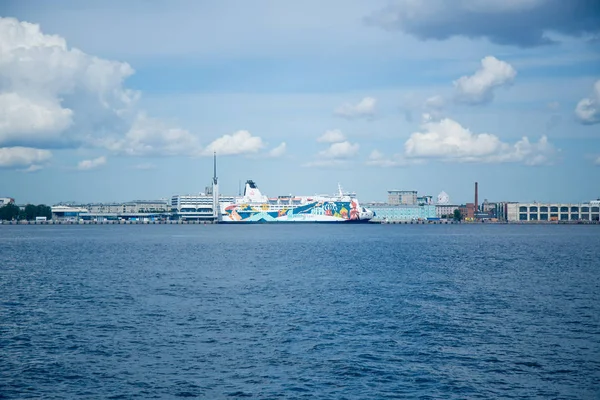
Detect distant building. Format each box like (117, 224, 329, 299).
(86, 200, 168, 214)
(459, 203, 475, 220)
(0, 197, 14, 206)
(367, 204, 436, 221)
(436, 204, 460, 218)
(506, 202, 600, 222)
(437, 191, 450, 205)
(51, 200, 170, 221)
(387, 190, 417, 205)
(417, 195, 433, 205)
(171, 193, 235, 221)
(51, 205, 90, 220)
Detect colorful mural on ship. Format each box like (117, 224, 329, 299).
(222, 199, 367, 223)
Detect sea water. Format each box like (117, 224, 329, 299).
(1, 224, 599, 399)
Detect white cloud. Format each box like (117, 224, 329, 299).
(317, 129, 346, 143)
(404, 118, 557, 165)
(424, 95, 445, 110)
(575, 80, 600, 125)
(0, 17, 136, 147)
(0, 93, 73, 145)
(334, 97, 376, 119)
(0, 17, 196, 157)
(99, 113, 202, 157)
(21, 164, 44, 173)
(304, 137, 360, 168)
(77, 156, 107, 170)
(366, 149, 418, 167)
(268, 142, 287, 158)
(318, 141, 360, 159)
(423, 95, 445, 120)
(454, 56, 517, 105)
(0, 146, 52, 168)
(203, 130, 264, 156)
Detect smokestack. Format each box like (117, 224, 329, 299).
(475, 181, 478, 213)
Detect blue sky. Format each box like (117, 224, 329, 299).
(1, 0, 599, 205)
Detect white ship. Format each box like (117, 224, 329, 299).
(219, 180, 375, 223)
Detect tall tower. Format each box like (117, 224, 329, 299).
(212, 152, 219, 223)
(474, 182, 479, 213)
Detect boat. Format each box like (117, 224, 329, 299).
(219, 180, 375, 223)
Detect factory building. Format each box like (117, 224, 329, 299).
(506, 201, 600, 222)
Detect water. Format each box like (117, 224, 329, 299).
(1, 224, 599, 399)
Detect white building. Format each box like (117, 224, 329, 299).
(506, 201, 600, 222)
(51, 205, 90, 220)
(171, 194, 235, 221)
(0, 197, 14, 206)
(86, 200, 168, 214)
(435, 204, 460, 218)
(388, 190, 417, 205)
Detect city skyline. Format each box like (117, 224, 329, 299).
(1, 1, 599, 205)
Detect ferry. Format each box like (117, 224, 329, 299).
(220, 180, 375, 223)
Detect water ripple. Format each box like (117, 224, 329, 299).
(1, 224, 599, 399)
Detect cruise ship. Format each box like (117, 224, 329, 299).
(219, 180, 375, 223)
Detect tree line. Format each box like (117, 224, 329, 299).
(0, 204, 52, 221)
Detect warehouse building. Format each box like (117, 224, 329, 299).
(506, 201, 600, 222)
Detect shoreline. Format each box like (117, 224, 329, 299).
(1, 220, 599, 226)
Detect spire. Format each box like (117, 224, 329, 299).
(212, 152, 218, 185)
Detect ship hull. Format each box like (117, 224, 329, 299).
(220, 200, 374, 223)
(220, 217, 373, 224)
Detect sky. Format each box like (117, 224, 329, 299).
(0, 0, 599, 205)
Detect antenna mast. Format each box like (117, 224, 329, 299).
(212, 151, 217, 185)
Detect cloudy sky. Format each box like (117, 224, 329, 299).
(1, 0, 599, 205)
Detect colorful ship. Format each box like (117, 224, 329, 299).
(220, 180, 375, 223)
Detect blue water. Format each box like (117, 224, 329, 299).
(1, 224, 599, 399)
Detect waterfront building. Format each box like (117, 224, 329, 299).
(51, 205, 90, 220)
(51, 200, 169, 221)
(387, 190, 417, 205)
(367, 203, 436, 221)
(435, 204, 460, 218)
(86, 200, 168, 214)
(506, 201, 600, 222)
(459, 203, 475, 220)
(171, 193, 235, 221)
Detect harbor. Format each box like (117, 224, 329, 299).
(2, 156, 600, 225)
